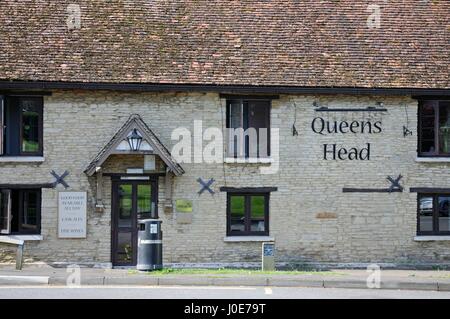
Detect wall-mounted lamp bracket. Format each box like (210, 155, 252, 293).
(403, 126, 413, 137)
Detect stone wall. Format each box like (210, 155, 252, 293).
(1, 90, 449, 266)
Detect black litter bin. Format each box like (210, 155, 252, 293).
(137, 219, 162, 271)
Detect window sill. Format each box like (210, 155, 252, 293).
(0, 235, 43, 245)
(415, 157, 450, 163)
(223, 236, 274, 242)
(414, 236, 450, 242)
(224, 157, 274, 164)
(0, 156, 44, 163)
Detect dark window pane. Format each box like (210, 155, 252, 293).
(227, 101, 244, 157)
(421, 140, 435, 153)
(22, 191, 38, 229)
(230, 196, 245, 217)
(420, 102, 436, 154)
(229, 102, 242, 129)
(227, 100, 270, 158)
(116, 232, 133, 263)
(248, 101, 270, 157)
(421, 117, 435, 128)
(438, 196, 450, 232)
(0, 192, 4, 229)
(421, 129, 434, 140)
(21, 99, 40, 153)
(0, 190, 10, 233)
(230, 195, 245, 233)
(248, 102, 269, 130)
(137, 184, 152, 219)
(118, 184, 132, 227)
(250, 196, 265, 232)
(439, 102, 450, 154)
(0, 96, 3, 156)
(419, 197, 433, 232)
(421, 101, 436, 115)
(230, 219, 245, 232)
(250, 196, 265, 218)
(251, 220, 265, 232)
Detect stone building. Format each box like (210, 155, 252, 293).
(0, 1, 449, 268)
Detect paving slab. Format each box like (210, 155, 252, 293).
(323, 280, 368, 289)
(0, 275, 49, 285)
(211, 276, 268, 287)
(104, 276, 159, 286)
(267, 278, 324, 288)
(437, 283, 450, 292)
(158, 276, 214, 286)
(380, 281, 439, 291)
(1, 265, 450, 292)
(49, 276, 105, 286)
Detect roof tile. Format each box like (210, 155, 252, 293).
(0, 0, 448, 88)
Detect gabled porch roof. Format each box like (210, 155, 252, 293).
(84, 114, 184, 176)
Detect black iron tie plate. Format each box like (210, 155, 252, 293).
(197, 178, 215, 195)
(387, 174, 403, 192)
(51, 170, 70, 189)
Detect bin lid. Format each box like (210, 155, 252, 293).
(138, 219, 162, 223)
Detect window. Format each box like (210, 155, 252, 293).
(0, 96, 43, 156)
(227, 193, 269, 236)
(0, 189, 41, 235)
(418, 194, 450, 236)
(226, 99, 270, 158)
(418, 100, 450, 157)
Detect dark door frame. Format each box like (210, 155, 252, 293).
(111, 176, 158, 267)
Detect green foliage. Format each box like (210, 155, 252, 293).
(230, 195, 265, 217)
(140, 268, 344, 276)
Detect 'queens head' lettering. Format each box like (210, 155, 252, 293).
(311, 117, 382, 135)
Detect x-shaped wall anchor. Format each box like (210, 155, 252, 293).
(197, 178, 215, 195)
(51, 170, 70, 189)
(387, 175, 403, 193)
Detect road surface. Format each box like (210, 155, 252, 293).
(0, 285, 449, 299)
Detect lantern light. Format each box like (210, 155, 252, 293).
(127, 129, 143, 151)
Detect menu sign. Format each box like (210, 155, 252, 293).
(58, 192, 87, 238)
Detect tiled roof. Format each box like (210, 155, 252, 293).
(0, 1, 448, 89)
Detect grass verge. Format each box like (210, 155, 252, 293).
(128, 268, 345, 276)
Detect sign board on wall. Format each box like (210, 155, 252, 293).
(175, 199, 193, 213)
(144, 155, 156, 171)
(58, 191, 87, 238)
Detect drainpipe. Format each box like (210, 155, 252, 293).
(95, 166, 104, 213)
(164, 168, 173, 213)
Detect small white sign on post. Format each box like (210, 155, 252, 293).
(58, 192, 87, 238)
